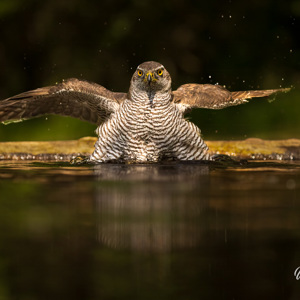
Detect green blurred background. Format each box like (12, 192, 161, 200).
(0, 0, 299, 141)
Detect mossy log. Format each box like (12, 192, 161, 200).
(0, 137, 299, 161)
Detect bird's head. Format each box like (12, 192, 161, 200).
(130, 61, 171, 94)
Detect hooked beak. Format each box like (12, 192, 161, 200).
(145, 72, 156, 84)
(147, 72, 152, 84)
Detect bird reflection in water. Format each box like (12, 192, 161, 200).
(92, 162, 211, 252)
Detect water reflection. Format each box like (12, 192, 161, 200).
(93, 162, 210, 181)
(0, 161, 300, 299)
(94, 163, 210, 252)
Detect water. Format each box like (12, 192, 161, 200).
(0, 160, 300, 299)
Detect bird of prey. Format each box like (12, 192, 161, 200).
(0, 61, 290, 162)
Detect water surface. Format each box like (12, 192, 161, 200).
(0, 160, 300, 299)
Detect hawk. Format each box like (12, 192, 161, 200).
(0, 61, 290, 162)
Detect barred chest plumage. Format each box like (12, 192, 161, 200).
(90, 89, 210, 162)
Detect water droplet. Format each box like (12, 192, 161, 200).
(208, 75, 212, 79)
(268, 96, 276, 103)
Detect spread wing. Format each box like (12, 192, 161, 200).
(0, 78, 127, 125)
(172, 84, 290, 113)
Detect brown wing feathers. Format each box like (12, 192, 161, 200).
(173, 84, 232, 109)
(0, 79, 127, 125)
(173, 84, 290, 110)
(230, 89, 290, 101)
(0, 75, 290, 126)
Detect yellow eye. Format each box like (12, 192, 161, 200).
(157, 69, 163, 76)
(137, 70, 143, 77)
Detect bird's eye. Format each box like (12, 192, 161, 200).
(137, 70, 143, 77)
(157, 69, 164, 76)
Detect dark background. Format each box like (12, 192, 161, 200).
(0, 0, 299, 141)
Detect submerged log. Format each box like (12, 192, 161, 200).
(0, 137, 299, 161)
(208, 138, 300, 160)
(0, 137, 96, 161)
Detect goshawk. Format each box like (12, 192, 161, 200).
(0, 61, 289, 162)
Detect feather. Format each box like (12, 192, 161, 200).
(173, 84, 290, 112)
(0, 78, 127, 125)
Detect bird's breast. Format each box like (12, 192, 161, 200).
(104, 96, 182, 161)
(124, 98, 176, 133)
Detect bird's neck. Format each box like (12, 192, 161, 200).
(131, 91, 171, 107)
(129, 88, 171, 107)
